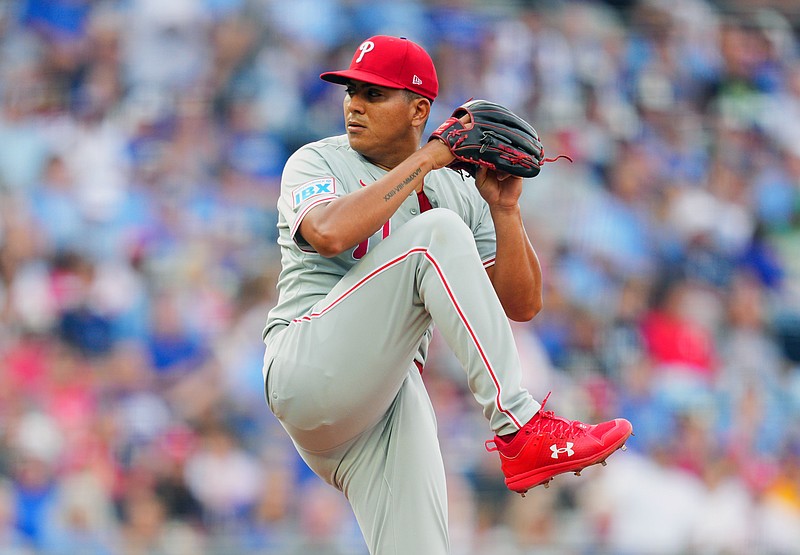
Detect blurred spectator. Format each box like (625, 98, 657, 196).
(145, 291, 210, 381)
(182, 422, 261, 530)
(27, 155, 82, 253)
(117, 486, 205, 555)
(0, 479, 33, 554)
(282, 481, 365, 555)
(582, 449, 706, 555)
(640, 276, 719, 386)
(38, 469, 117, 555)
(8, 415, 61, 549)
(53, 253, 114, 357)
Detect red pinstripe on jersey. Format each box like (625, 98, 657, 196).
(292, 247, 523, 428)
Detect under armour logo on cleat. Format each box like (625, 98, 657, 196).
(550, 442, 575, 459)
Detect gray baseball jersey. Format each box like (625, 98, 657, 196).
(264, 134, 498, 340)
(262, 134, 538, 554)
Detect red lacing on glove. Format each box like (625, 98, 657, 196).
(499, 152, 537, 168)
(539, 153, 574, 166)
(451, 133, 469, 149)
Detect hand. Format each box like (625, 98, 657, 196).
(426, 113, 474, 170)
(474, 166, 523, 211)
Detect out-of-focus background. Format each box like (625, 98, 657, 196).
(1, 0, 799, 553)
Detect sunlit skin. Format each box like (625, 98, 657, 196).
(343, 81, 430, 170)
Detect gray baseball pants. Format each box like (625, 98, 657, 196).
(263, 209, 538, 554)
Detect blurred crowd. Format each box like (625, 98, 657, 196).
(1, 0, 800, 553)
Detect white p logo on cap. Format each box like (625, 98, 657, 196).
(356, 40, 375, 63)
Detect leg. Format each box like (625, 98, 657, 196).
(265, 209, 538, 453)
(296, 370, 449, 555)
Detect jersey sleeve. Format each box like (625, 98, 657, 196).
(278, 146, 340, 252)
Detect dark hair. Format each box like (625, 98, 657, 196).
(403, 89, 428, 103)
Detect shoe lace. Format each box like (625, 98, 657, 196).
(527, 392, 588, 440)
(484, 392, 587, 453)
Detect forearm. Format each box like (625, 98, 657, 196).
(488, 206, 543, 322)
(319, 153, 433, 244)
(302, 142, 448, 256)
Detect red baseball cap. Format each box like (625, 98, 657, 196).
(320, 36, 438, 101)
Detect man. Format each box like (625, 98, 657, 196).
(262, 35, 632, 554)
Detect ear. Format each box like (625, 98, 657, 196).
(410, 97, 432, 129)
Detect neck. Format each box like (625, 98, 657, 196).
(361, 134, 423, 173)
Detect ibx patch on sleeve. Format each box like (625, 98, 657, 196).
(291, 177, 337, 209)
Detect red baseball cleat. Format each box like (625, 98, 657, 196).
(485, 394, 633, 495)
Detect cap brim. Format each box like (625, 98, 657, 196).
(320, 69, 404, 90)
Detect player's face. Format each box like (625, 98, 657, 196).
(343, 81, 422, 168)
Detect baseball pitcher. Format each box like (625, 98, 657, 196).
(262, 35, 632, 554)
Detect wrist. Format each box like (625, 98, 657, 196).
(489, 203, 522, 218)
(421, 139, 455, 170)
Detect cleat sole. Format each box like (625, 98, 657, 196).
(505, 428, 632, 494)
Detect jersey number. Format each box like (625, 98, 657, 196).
(353, 220, 391, 260)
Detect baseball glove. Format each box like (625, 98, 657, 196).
(429, 99, 546, 178)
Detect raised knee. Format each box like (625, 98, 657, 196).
(418, 209, 473, 245)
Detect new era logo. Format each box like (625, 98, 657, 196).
(412, 75, 423, 85)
